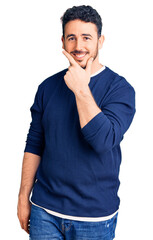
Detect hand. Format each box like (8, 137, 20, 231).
(62, 49, 93, 95)
(17, 195, 31, 234)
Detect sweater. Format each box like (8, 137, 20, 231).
(24, 65, 136, 219)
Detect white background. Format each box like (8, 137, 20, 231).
(0, 0, 153, 239)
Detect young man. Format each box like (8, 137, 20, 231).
(17, 5, 136, 240)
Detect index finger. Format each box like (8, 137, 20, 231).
(62, 49, 78, 66)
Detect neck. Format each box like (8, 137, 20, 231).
(90, 55, 103, 75)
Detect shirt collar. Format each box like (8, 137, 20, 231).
(91, 65, 106, 78)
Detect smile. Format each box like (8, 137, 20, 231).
(72, 53, 87, 60)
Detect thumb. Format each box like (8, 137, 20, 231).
(86, 57, 94, 74)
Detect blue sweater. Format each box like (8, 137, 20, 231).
(24, 66, 135, 218)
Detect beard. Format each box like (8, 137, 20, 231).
(64, 42, 99, 69)
(79, 44, 99, 69)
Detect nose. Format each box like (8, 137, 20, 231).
(75, 38, 83, 51)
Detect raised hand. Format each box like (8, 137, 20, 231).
(62, 49, 93, 95)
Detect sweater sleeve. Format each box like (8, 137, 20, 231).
(81, 77, 136, 154)
(24, 84, 45, 157)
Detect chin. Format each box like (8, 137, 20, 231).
(79, 64, 86, 69)
(78, 61, 87, 69)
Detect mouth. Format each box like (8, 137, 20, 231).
(72, 52, 88, 60)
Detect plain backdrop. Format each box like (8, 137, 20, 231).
(0, 0, 153, 239)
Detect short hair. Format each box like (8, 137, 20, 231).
(60, 5, 102, 38)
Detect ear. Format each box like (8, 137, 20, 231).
(61, 36, 65, 49)
(98, 35, 105, 50)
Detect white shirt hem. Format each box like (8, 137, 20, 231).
(30, 200, 118, 222)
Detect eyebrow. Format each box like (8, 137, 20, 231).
(66, 34, 93, 39)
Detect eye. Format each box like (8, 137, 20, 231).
(84, 37, 91, 41)
(68, 37, 75, 41)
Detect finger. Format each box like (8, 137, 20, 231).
(62, 49, 78, 66)
(85, 57, 94, 74)
(23, 220, 29, 234)
(68, 65, 72, 71)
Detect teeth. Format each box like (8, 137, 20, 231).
(75, 54, 86, 58)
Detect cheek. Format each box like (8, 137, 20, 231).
(64, 41, 75, 51)
(87, 42, 96, 52)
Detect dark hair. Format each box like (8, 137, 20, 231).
(60, 5, 102, 38)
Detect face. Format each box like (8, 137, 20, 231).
(62, 20, 104, 69)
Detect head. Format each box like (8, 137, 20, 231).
(61, 5, 105, 70)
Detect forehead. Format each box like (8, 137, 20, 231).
(64, 20, 98, 37)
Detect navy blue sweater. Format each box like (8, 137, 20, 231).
(24, 66, 135, 218)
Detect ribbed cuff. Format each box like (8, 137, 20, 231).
(81, 111, 108, 140)
(24, 145, 43, 157)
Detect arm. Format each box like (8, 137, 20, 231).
(62, 50, 136, 154)
(79, 82, 136, 154)
(17, 152, 41, 234)
(75, 86, 101, 128)
(17, 84, 44, 234)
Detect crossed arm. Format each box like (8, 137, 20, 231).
(62, 49, 101, 129)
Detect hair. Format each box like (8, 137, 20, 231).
(60, 5, 102, 38)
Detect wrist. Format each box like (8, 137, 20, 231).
(18, 192, 29, 200)
(74, 85, 91, 98)
(18, 187, 31, 200)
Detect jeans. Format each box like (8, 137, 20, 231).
(29, 204, 118, 240)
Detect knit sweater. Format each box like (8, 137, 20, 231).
(24, 65, 136, 219)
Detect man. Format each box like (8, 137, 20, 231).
(17, 5, 136, 240)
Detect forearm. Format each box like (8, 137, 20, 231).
(75, 86, 101, 129)
(18, 152, 41, 199)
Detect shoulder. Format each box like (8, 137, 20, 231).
(105, 66, 135, 93)
(102, 66, 136, 106)
(37, 68, 68, 91)
(34, 68, 68, 107)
